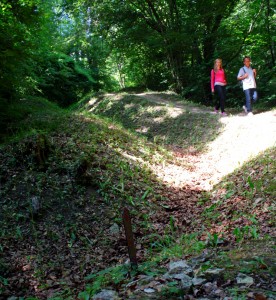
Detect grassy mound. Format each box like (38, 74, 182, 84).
(0, 93, 275, 299)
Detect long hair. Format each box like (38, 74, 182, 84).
(214, 59, 222, 73)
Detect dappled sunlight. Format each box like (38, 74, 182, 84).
(88, 93, 124, 112)
(147, 109, 276, 191)
(120, 151, 143, 163)
(136, 92, 212, 114)
(117, 148, 146, 164)
(1, 93, 275, 299)
(163, 106, 183, 119)
(135, 126, 149, 133)
(90, 93, 223, 154)
(88, 92, 275, 192)
(87, 92, 276, 192)
(205, 110, 276, 184)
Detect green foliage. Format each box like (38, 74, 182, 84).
(78, 231, 206, 298)
(0, 97, 65, 144)
(88, 92, 223, 153)
(220, 147, 275, 200)
(1, 0, 275, 107)
(161, 281, 183, 297)
(0, 0, 56, 101)
(207, 232, 220, 247)
(69, 0, 275, 105)
(233, 226, 259, 243)
(215, 0, 276, 106)
(83, 265, 130, 297)
(0, 275, 8, 286)
(37, 52, 96, 107)
(1, 87, 275, 298)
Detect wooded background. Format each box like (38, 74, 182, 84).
(1, 0, 275, 108)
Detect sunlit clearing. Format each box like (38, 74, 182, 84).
(148, 110, 276, 191)
(165, 107, 183, 118)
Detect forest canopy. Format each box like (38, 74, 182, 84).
(0, 2, 275, 298)
(0, 0, 275, 107)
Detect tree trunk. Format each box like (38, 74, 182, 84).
(166, 43, 184, 93)
(266, 0, 275, 67)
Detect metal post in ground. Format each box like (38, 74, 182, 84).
(122, 207, 138, 268)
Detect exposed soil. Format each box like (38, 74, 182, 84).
(136, 92, 276, 191)
(0, 92, 275, 299)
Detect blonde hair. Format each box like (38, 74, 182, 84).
(214, 59, 222, 72)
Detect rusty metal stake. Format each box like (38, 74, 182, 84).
(122, 207, 138, 268)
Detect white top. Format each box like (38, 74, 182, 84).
(215, 82, 226, 86)
(238, 66, 256, 90)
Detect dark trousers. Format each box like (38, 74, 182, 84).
(214, 85, 226, 113)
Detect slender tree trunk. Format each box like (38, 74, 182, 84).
(116, 55, 125, 89)
(166, 42, 183, 92)
(201, 15, 223, 103)
(266, 0, 275, 67)
(128, 0, 184, 92)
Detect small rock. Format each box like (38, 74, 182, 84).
(109, 223, 120, 236)
(144, 288, 156, 293)
(125, 279, 139, 289)
(180, 274, 193, 292)
(206, 237, 226, 246)
(163, 272, 171, 280)
(147, 280, 161, 288)
(170, 273, 188, 280)
(168, 260, 193, 276)
(192, 277, 206, 286)
(92, 289, 119, 300)
(155, 284, 166, 292)
(236, 273, 254, 286)
(202, 281, 218, 295)
(193, 287, 200, 297)
(203, 268, 224, 280)
(213, 288, 225, 297)
(166, 273, 192, 284)
(189, 252, 211, 267)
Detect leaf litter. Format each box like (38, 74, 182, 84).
(0, 93, 275, 299)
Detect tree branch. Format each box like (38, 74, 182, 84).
(226, 1, 265, 66)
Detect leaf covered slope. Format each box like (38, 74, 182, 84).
(0, 93, 275, 299)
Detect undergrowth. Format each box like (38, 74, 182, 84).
(84, 92, 224, 153)
(0, 93, 275, 299)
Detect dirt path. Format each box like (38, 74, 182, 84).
(1, 93, 275, 299)
(136, 92, 276, 191)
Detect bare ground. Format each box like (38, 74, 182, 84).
(136, 92, 276, 191)
(0, 92, 275, 299)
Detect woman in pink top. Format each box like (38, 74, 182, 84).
(211, 58, 227, 116)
